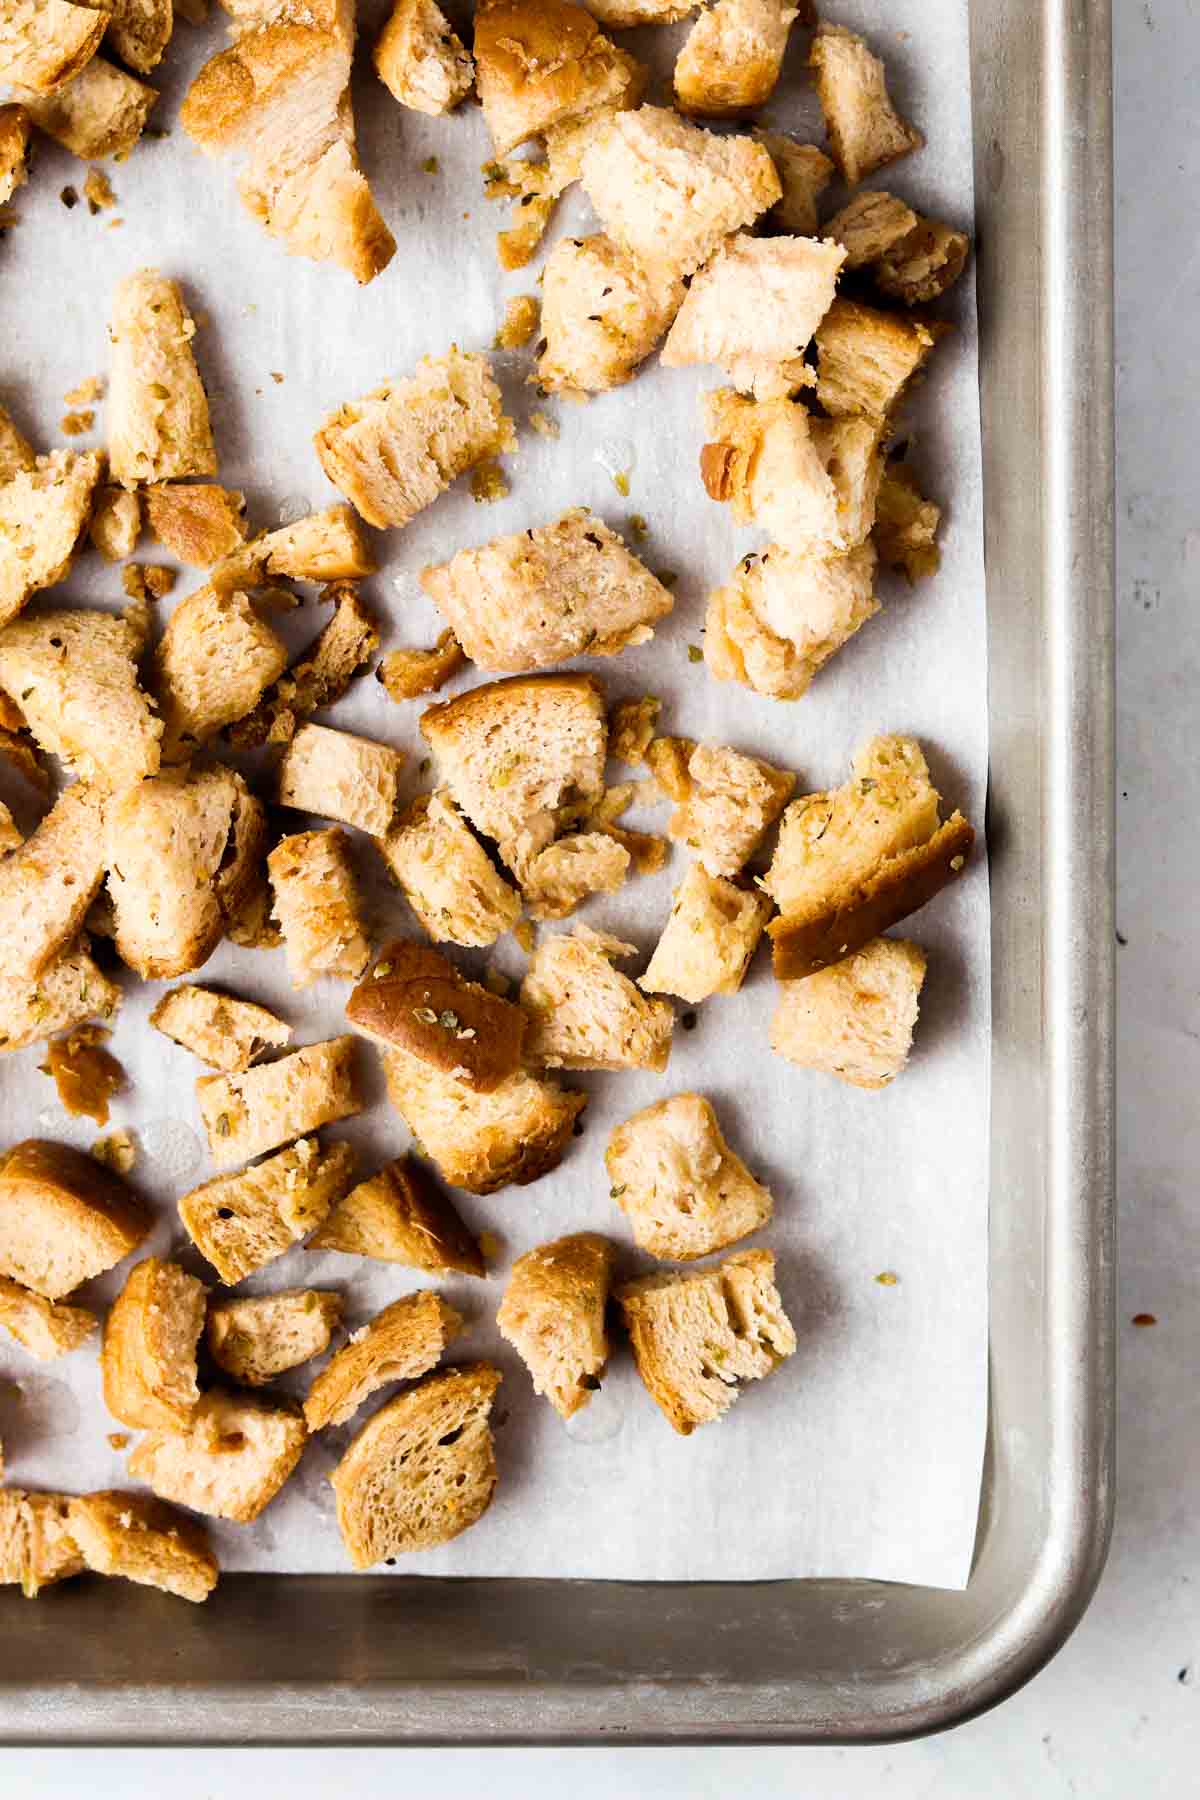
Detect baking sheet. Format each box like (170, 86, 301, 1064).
(0, 0, 988, 1588)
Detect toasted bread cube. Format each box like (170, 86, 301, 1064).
(535, 233, 682, 395)
(129, 1390, 307, 1524)
(0, 939, 120, 1055)
(606, 1092, 772, 1260)
(0, 449, 102, 629)
(101, 1257, 208, 1432)
(268, 828, 370, 989)
(824, 189, 919, 269)
(383, 1044, 585, 1194)
(584, 0, 691, 19)
(674, 0, 796, 118)
(754, 132, 834, 235)
(144, 483, 247, 565)
(102, 0, 172, 76)
(277, 722, 405, 836)
(421, 507, 674, 674)
(377, 791, 521, 949)
(89, 484, 142, 562)
(810, 22, 922, 187)
(229, 580, 380, 750)
(659, 740, 795, 878)
(814, 299, 940, 422)
(485, 88, 645, 271)
(67, 1492, 217, 1604)
(207, 1289, 343, 1386)
(0, 1488, 84, 1596)
(0, 102, 30, 204)
(377, 629, 465, 702)
(0, 1139, 150, 1300)
(0, 607, 162, 790)
(197, 1037, 361, 1169)
(610, 695, 660, 766)
(705, 541, 880, 702)
(346, 939, 527, 1092)
(0, 1276, 97, 1359)
(106, 767, 266, 980)
(310, 1154, 485, 1276)
(662, 234, 844, 400)
(513, 830, 631, 921)
(331, 1363, 501, 1564)
(474, 0, 641, 156)
(107, 270, 215, 489)
(314, 350, 514, 531)
(0, 1, 107, 93)
(771, 936, 926, 1089)
(212, 505, 376, 593)
(304, 1289, 462, 1430)
(17, 54, 157, 159)
(580, 105, 779, 280)
(497, 1231, 613, 1418)
(639, 864, 771, 1003)
(618, 1248, 794, 1433)
(375, 0, 473, 115)
(179, 1136, 356, 1284)
(521, 925, 673, 1071)
(0, 784, 107, 982)
(150, 984, 291, 1074)
(0, 399, 34, 482)
(876, 216, 970, 306)
(873, 461, 941, 583)
(763, 735, 975, 978)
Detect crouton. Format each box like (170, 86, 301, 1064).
(151, 983, 290, 1074)
(227, 580, 380, 750)
(535, 233, 682, 395)
(0, 1, 107, 94)
(0, 800, 19, 855)
(674, 0, 797, 118)
(383, 1043, 585, 1194)
(107, 271, 215, 489)
(197, 1036, 360, 1168)
(0, 783, 107, 983)
(276, 721, 404, 837)
(0, 1139, 150, 1300)
(521, 926, 673, 1071)
(0, 1276, 98, 1359)
(493, 294, 540, 351)
(310, 1154, 485, 1276)
(304, 1289, 462, 1431)
(580, 105, 780, 280)
(810, 22, 922, 187)
(873, 460, 941, 583)
(225, 874, 282, 950)
(207, 1289, 343, 1386)
(101, 1257, 208, 1432)
(103, 0, 173, 75)
(67, 1492, 217, 1604)
(710, 545, 878, 701)
(513, 830, 631, 921)
(377, 791, 521, 949)
(347, 938, 526, 1091)
(106, 766, 266, 980)
(313, 350, 514, 531)
(331, 1362, 501, 1564)
(484, 87, 644, 271)
(763, 735, 975, 978)
(639, 864, 771, 1004)
(267, 828, 369, 989)
(754, 132, 833, 235)
(606, 1092, 772, 1261)
(375, 0, 473, 114)
(771, 935, 926, 1089)
(824, 189, 918, 268)
(179, 1135, 356, 1283)
(0, 1487, 84, 1595)
(212, 504, 376, 592)
(0, 939, 120, 1055)
(144, 484, 247, 565)
(0, 607, 162, 790)
(610, 695, 660, 767)
(814, 299, 940, 421)
(0, 401, 34, 484)
(181, 14, 394, 284)
(16, 55, 158, 159)
(0, 449, 102, 630)
(584, 0, 691, 19)
(474, 0, 642, 157)
(876, 216, 970, 306)
(661, 234, 844, 400)
(377, 629, 465, 702)
(421, 507, 675, 674)
(0, 102, 30, 204)
(89, 484, 142, 562)
(42, 1022, 125, 1125)
(659, 740, 794, 878)
(128, 1390, 307, 1524)
(618, 1248, 795, 1433)
(497, 1232, 613, 1418)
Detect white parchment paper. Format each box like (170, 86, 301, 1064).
(0, 0, 988, 1588)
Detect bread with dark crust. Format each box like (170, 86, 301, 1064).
(346, 939, 527, 1092)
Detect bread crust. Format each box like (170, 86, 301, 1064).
(107, 270, 215, 489)
(179, 1136, 356, 1283)
(474, 0, 642, 157)
(310, 1154, 485, 1276)
(0, 1139, 151, 1300)
(304, 1288, 462, 1430)
(346, 939, 527, 1091)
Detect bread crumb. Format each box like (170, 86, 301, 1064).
(470, 459, 510, 504)
(875, 1271, 900, 1286)
(60, 411, 94, 436)
(107, 1432, 130, 1450)
(93, 1129, 137, 1175)
(422, 156, 440, 175)
(513, 920, 535, 954)
(64, 376, 103, 407)
(123, 564, 177, 601)
(43, 1026, 127, 1127)
(612, 469, 630, 497)
(84, 168, 116, 214)
(60, 186, 78, 209)
(529, 409, 559, 439)
(493, 295, 540, 350)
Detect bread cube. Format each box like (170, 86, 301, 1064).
(150, 984, 291, 1074)
(212, 505, 377, 594)
(278, 723, 406, 836)
(521, 925, 673, 1071)
(230, 580, 380, 750)
(497, 1232, 613, 1418)
(512, 829, 631, 921)
(101, 1257, 208, 1431)
(207, 1289, 343, 1387)
(639, 865, 772, 1004)
(67, 1492, 218, 1604)
(810, 22, 922, 187)
(268, 827, 370, 988)
(0, 449, 102, 629)
(145, 484, 248, 566)
(674, 0, 797, 118)
(377, 629, 465, 702)
(377, 791, 522, 950)
(605, 1092, 772, 1261)
(658, 740, 794, 878)
(704, 541, 880, 701)
(0, 1139, 150, 1300)
(754, 131, 833, 235)
(0, 939, 120, 1056)
(814, 299, 941, 421)
(89, 484, 142, 562)
(771, 936, 927, 1089)
(128, 1390, 307, 1524)
(0, 398, 34, 482)
(179, 1137, 357, 1284)
(0, 0, 107, 93)
(197, 1037, 361, 1169)
(876, 216, 970, 306)
(0, 607, 159, 790)
(824, 189, 919, 268)
(107, 270, 215, 488)
(17, 55, 158, 160)
(0, 783, 106, 982)
(873, 462, 942, 583)
(474, 0, 641, 156)
(310, 1154, 485, 1277)
(304, 1289, 462, 1430)
(0, 1276, 97, 1360)
(0, 1487, 84, 1595)
(536, 232, 683, 395)
(375, 0, 474, 115)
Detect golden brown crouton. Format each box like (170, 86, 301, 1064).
(610, 695, 660, 766)
(521, 925, 674, 1072)
(618, 1248, 795, 1434)
(304, 1289, 462, 1431)
(0, 400, 35, 483)
(128, 1390, 307, 1524)
(0, 449, 103, 630)
(101, 1257, 208, 1431)
(0, 783, 107, 982)
(374, 0, 473, 115)
(346, 938, 527, 1091)
(211, 505, 376, 592)
(310, 1153, 485, 1275)
(809, 22, 922, 187)
(42, 1022, 125, 1125)
(107, 270, 215, 489)
(0, 102, 30, 204)
(474, 0, 642, 157)
(197, 1035, 361, 1169)
(179, 1136, 356, 1283)
(584, 0, 691, 18)
(67, 1492, 218, 1604)
(145, 484, 248, 565)
(0, 1276, 98, 1359)
(227, 580, 380, 749)
(658, 740, 794, 878)
(674, 0, 797, 118)
(639, 864, 772, 1003)
(268, 827, 370, 988)
(313, 349, 514, 531)
(16, 55, 158, 160)
(873, 460, 941, 583)
(0, 1138, 150, 1300)
(277, 722, 405, 836)
(535, 232, 682, 396)
(754, 131, 834, 235)
(377, 790, 521, 949)
(89, 484, 142, 562)
(814, 299, 941, 421)
(606, 1092, 772, 1261)
(497, 1231, 613, 1418)
(207, 1289, 343, 1386)
(483, 87, 645, 271)
(0, 939, 120, 1055)
(771, 936, 927, 1089)
(824, 189, 919, 268)
(0, 607, 162, 790)
(377, 629, 465, 702)
(875, 216, 970, 305)
(512, 829, 631, 921)
(149, 983, 291, 1073)
(104, 0, 173, 75)
(0, 1487, 85, 1596)
(0, 2, 105, 93)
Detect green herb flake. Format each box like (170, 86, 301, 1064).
(687, 644, 703, 663)
(613, 469, 631, 498)
(875, 1271, 900, 1287)
(373, 961, 394, 979)
(439, 1009, 460, 1031)
(215, 1114, 231, 1138)
(609, 1184, 626, 1199)
(421, 156, 440, 175)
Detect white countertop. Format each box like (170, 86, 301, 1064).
(6, 1, 1189, 1790)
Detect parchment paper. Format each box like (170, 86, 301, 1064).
(0, 0, 988, 1588)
